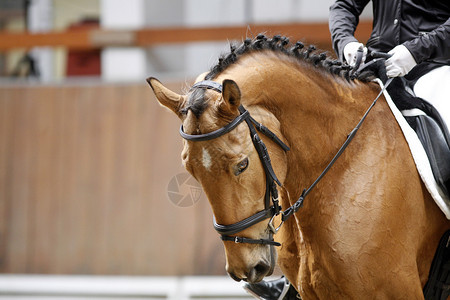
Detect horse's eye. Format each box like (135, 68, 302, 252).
(234, 158, 249, 175)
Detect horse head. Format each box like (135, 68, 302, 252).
(148, 76, 289, 283)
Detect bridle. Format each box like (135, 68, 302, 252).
(181, 80, 290, 247)
(181, 77, 392, 247)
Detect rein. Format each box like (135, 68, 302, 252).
(181, 78, 392, 247)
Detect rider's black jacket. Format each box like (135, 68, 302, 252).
(329, 0, 450, 66)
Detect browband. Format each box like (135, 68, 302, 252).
(179, 110, 250, 141)
(190, 80, 223, 93)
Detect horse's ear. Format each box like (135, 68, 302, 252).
(219, 79, 241, 115)
(147, 77, 183, 117)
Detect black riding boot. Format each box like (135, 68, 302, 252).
(243, 277, 300, 300)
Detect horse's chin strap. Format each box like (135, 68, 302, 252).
(221, 233, 281, 247)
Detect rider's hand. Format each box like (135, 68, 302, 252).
(385, 45, 417, 77)
(343, 42, 367, 66)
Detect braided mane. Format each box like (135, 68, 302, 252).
(184, 34, 378, 117)
(204, 34, 374, 82)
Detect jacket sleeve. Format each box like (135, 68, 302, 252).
(403, 17, 450, 64)
(329, 0, 370, 61)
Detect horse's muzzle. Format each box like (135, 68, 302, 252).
(228, 260, 272, 283)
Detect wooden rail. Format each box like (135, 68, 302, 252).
(0, 21, 372, 50)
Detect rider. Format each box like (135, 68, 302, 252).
(329, 0, 450, 127)
(245, 1, 449, 299)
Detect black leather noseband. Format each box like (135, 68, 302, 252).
(181, 80, 290, 247)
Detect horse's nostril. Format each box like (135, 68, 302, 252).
(246, 262, 270, 283)
(254, 262, 270, 275)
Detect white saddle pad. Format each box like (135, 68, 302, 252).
(374, 79, 450, 219)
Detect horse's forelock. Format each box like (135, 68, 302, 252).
(181, 88, 209, 118)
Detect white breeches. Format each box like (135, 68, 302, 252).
(413, 66, 450, 130)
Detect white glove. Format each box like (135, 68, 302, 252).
(343, 42, 368, 66)
(385, 45, 417, 77)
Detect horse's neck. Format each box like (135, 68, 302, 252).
(279, 79, 375, 188)
(257, 73, 387, 214)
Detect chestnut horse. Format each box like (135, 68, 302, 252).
(148, 36, 450, 299)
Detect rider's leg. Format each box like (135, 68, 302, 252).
(413, 66, 450, 129)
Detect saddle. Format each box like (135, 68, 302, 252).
(386, 77, 450, 197)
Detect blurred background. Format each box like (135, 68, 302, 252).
(0, 0, 372, 299)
